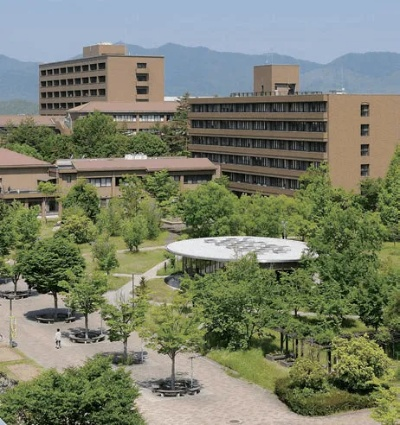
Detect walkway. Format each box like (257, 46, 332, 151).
(0, 267, 377, 425)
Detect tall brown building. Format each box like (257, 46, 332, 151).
(188, 65, 400, 195)
(39, 43, 164, 116)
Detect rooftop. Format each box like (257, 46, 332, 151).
(68, 101, 178, 114)
(167, 236, 308, 264)
(0, 148, 51, 168)
(0, 115, 59, 128)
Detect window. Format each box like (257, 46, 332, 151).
(87, 178, 112, 187)
(136, 73, 149, 81)
(74, 66, 81, 72)
(361, 104, 369, 117)
(361, 144, 370, 156)
(137, 62, 147, 68)
(63, 175, 72, 183)
(136, 87, 149, 95)
(361, 124, 370, 136)
(361, 164, 370, 177)
(184, 175, 212, 184)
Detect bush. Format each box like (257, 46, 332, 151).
(275, 377, 376, 416)
(289, 358, 328, 391)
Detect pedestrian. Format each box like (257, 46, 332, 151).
(55, 329, 62, 349)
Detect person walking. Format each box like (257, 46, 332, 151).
(55, 329, 62, 349)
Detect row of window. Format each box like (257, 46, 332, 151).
(41, 76, 107, 87)
(41, 102, 83, 110)
(113, 114, 173, 122)
(192, 120, 327, 132)
(86, 175, 211, 187)
(41, 89, 106, 98)
(194, 152, 317, 171)
(191, 102, 327, 113)
(224, 172, 300, 190)
(191, 136, 327, 153)
(40, 63, 107, 76)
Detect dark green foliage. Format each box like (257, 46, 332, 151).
(0, 356, 144, 425)
(127, 132, 169, 156)
(275, 377, 375, 416)
(288, 358, 328, 391)
(56, 212, 97, 244)
(62, 179, 100, 222)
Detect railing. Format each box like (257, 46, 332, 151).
(229, 91, 323, 97)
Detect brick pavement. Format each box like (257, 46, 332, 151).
(0, 276, 377, 425)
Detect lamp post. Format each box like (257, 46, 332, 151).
(189, 354, 201, 388)
(131, 274, 135, 299)
(9, 298, 13, 348)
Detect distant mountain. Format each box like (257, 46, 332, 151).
(0, 99, 38, 115)
(1, 44, 400, 110)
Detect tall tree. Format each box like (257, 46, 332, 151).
(96, 198, 124, 237)
(91, 235, 119, 275)
(122, 215, 148, 252)
(102, 289, 148, 364)
(142, 293, 204, 389)
(120, 175, 146, 218)
(38, 181, 58, 221)
(62, 178, 100, 222)
(0, 356, 144, 425)
(127, 132, 169, 157)
(20, 236, 85, 317)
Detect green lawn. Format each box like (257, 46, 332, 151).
(208, 348, 288, 391)
(114, 249, 166, 274)
(145, 278, 176, 303)
(107, 275, 130, 291)
(39, 219, 59, 239)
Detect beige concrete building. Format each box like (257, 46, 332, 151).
(67, 100, 177, 134)
(56, 155, 220, 204)
(39, 43, 164, 116)
(189, 64, 400, 195)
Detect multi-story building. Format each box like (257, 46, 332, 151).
(188, 64, 400, 195)
(39, 43, 164, 116)
(67, 100, 177, 134)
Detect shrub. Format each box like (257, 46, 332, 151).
(275, 377, 376, 416)
(289, 358, 328, 391)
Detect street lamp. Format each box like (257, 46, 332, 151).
(189, 354, 202, 388)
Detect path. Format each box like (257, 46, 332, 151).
(0, 265, 377, 425)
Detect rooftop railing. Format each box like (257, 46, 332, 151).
(229, 91, 323, 97)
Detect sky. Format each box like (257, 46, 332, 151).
(1, 0, 399, 64)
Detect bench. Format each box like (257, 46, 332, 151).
(186, 386, 201, 395)
(69, 334, 106, 344)
(36, 317, 55, 324)
(64, 316, 76, 323)
(155, 388, 186, 397)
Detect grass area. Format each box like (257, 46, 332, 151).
(39, 218, 59, 239)
(141, 231, 170, 248)
(156, 260, 182, 276)
(0, 347, 43, 381)
(145, 278, 176, 303)
(379, 241, 400, 270)
(208, 348, 288, 391)
(114, 249, 166, 274)
(107, 275, 130, 291)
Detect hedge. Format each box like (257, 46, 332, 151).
(275, 377, 376, 416)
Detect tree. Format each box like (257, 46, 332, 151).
(20, 237, 85, 317)
(92, 235, 119, 275)
(56, 212, 97, 244)
(120, 175, 146, 218)
(127, 132, 169, 157)
(0, 355, 144, 425)
(383, 289, 400, 332)
(101, 289, 148, 364)
(63, 273, 108, 339)
(0, 201, 14, 256)
(180, 181, 242, 237)
(71, 111, 119, 157)
(62, 178, 100, 222)
(96, 198, 124, 236)
(142, 293, 204, 389)
(11, 203, 40, 249)
(122, 215, 148, 252)
(38, 181, 58, 221)
(143, 169, 179, 214)
(140, 198, 161, 239)
(371, 386, 400, 425)
(356, 177, 383, 212)
(331, 335, 391, 392)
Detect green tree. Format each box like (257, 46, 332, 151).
(64, 273, 108, 339)
(0, 355, 144, 425)
(289, 358, 328, 391)
(143, 169, 179, 214)
(142, 293, 205, 389)
(383, 289, 400, 332)
(71, 111, 119, 157)
(140, 198, 161, 239)
(122, 215, 148, 252)
(127, 132, 169, 156)
(62, 178, 100, 221)
(102, 289, 148, 364)
(20, 237, 85, 317)
(56, 212, 97, 244)
(180, 181, 242, 237)
(120, 175, 146, 218)
(332, 335, 391, 392)
(96, 198, 124, 236)
(356, 177, 383, 212)
(92, 235, 119, 275)
(11, 203, 40, 249)
(0, 201, 14, 256)
(164, 93, 190, 155)
(371, 386, 400, 425)
(38, 181, 58, 221)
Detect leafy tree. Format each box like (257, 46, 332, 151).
(38, 181, 58, 221)
(72, 111, 119, 157)
(0, 250, 24, 295)
(180, 181, 242, 237)
(56, 212, 97, 244)
(331, 335, 391, 392)
(122, 215, 148, 252)
(63, 273, 108, 339)
(186, 254, 281, 349)
(356, 177, 383, 212)
(62, 178, 100, 222)
(143, 169, 179, 214)
(140, 198, 161, 239)
(96, 198, 124, 236)
(142, 293, 204, 389)
(11, 203, 40, 249)
(4, 143, 44, 160)
(20, 237, 85, 317)
(92, 235, 119, 275)
(0, 201, 14, 256)
(127, 132, 169, 157)
(383, 289, 400, 332)
(371, 386, 400, 425)
(120, 175, 146, 218)
(289, 358, 328, 391)
(0, 355, 144, 425)
(102, 289, 148, 364)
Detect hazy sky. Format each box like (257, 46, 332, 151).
(1, 0, 398, 64)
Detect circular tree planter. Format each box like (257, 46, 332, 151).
(0, 290, 30, 300)
(152, 378, 201, 397)
(69, 330, 106, 344)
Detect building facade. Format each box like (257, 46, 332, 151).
(188, 65, 400, 195)
(39, 43, 164, 116)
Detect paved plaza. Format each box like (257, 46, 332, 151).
(0, 268, 377, 425)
